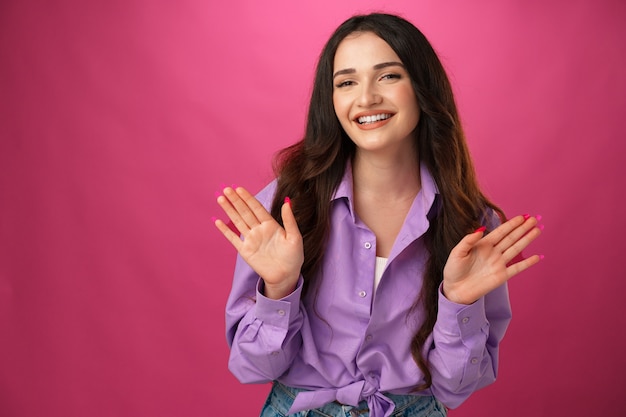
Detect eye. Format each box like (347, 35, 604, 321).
(380, 73, 401, 81)
(335, 79, 355, 88)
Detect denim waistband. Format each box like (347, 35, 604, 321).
(266, 380, 446, 417)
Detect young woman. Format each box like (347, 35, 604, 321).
(214, 13, 543, 417)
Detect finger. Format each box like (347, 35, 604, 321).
(222, 187, 264, 230)
(483, 215, 527, 246)
(281, 197, 301, 240)
(506, 253, 542, 279)
(234, 187, 276, 223)
(451, 226, 487, 258)
(216, 193, 251, 235)
(501, 226, 542, 264)
(493, 215, 538, 255)
(213, 218, 243, 251)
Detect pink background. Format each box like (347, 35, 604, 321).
(1, 0, 625, 416)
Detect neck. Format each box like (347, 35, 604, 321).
(352, 147, 421, 202)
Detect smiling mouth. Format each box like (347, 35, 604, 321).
(356, 113, 392, 124)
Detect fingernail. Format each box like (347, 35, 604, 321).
(539, 254, 545, 260)
(538, 224, 545, 231)
(211, 216, 217, 223)
(535, 214, 542, 221)
(474, 226, 486, 233)
(220, 183, 227, 190)
(214, 191, 221, 198)
(284, 196, 291, 205)
(523, 214, 530, 220)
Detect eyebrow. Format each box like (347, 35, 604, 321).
(332, 61, 405, 80)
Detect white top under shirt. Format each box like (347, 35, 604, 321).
(374, 256, 388, 291)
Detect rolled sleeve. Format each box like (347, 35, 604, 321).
(429, 283, 510, 409)
(436, 287, 488, 344)
(255, 276, 304, 327)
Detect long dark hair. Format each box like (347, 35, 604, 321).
(270, 13, 504, 391)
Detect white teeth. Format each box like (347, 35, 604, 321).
(357, 113, 391, 124)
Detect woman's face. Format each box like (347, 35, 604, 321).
(332, 31, 420, 156)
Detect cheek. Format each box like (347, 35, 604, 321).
(332, 94, 342, 113)
(332, 94, 350, 121)
(397, 90, 420, 124)
(396, 88, 418, 109)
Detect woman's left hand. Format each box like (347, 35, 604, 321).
(442, 215, 543, 305)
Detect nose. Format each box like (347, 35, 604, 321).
(357, 82, 381, 106)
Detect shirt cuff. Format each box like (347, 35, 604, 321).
(436, 283, 488, 344)
(254, 276, 303, 327)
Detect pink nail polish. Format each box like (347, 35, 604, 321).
(284, 196, 291, 205)
(538, 224, 545, 231)
(474, 226, 486, 233)
(211, 216, 217, 223)
(523, 214, 530, 220)
(539, 254, 545, 260)
(535, 214, 542, 221)
(214, 191, 221, 198)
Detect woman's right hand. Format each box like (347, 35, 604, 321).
(214, 186, 304, 300)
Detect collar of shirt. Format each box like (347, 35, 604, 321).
(331, 160, 440, 262)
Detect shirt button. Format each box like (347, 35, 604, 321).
(271, 351, 279, 356)
(277, 309, 285, 316)
(365, 335, 373, 342)
(364, 242, 372, 249)
(471, 358, 479, 364)
(462, 317, 470, 324)
(358, 290, 367, 298)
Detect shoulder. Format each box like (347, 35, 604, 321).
(255, 179, 278, 210)
(483, 207, 503, 231)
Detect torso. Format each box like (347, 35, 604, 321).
(354, 191, 418, 257)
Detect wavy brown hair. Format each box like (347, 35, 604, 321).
(269, 13, 504, 391)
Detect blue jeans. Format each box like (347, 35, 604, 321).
(260, 381, 448, 417)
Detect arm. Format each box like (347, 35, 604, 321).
(427, 282, 511, 408)
(215, 186, 303, 300)
(216, 183, 306, 382)
(428, 214, 542, 408)
(225, 257, 306, 383)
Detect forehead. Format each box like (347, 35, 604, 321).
(333, 31, 402, 70)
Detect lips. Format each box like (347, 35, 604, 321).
(357, 113, 392, 124)
(354, 112, 394, 130)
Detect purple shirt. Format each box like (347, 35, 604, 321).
(225, 164, 511, 417)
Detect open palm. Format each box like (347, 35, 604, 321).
(443, 215, 542, 305)
(214, 187, 303, 299)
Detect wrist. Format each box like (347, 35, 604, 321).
(262, 278, 298, 300)
(442, 281, 474, 305)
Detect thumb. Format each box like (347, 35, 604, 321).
(281, 197, 301, 240)
(453, 226, 486, 257)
